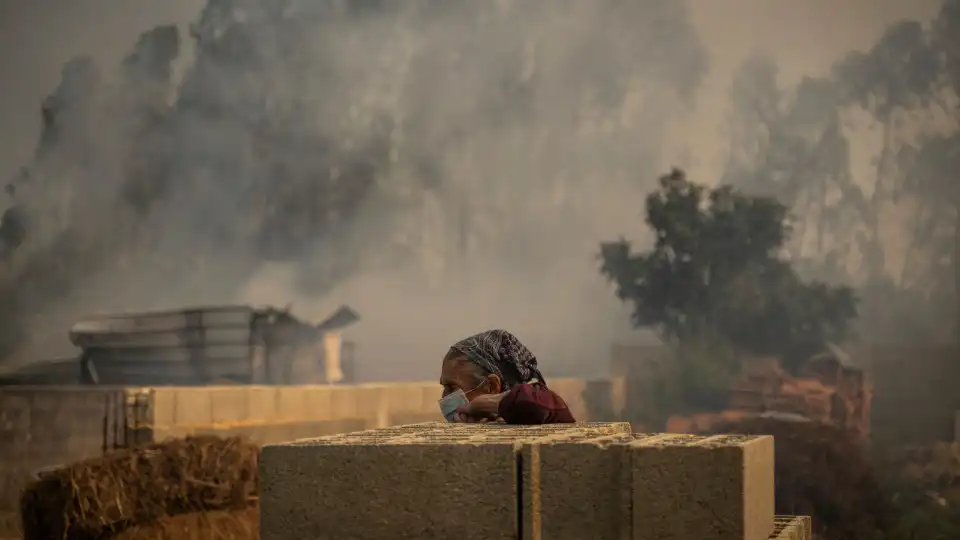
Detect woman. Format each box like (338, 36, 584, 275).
(438, 329, 575, 424)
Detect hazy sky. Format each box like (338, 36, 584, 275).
(0, 0, 943, 184)
(0, 0, 947, 376)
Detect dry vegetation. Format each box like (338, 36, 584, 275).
(108, 507, 258, 540)
(19, 436, 258, 540)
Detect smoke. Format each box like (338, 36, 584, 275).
(717, 1, 960, 345)
(0, 0, 709, 377)
(0, 0, 946, 377)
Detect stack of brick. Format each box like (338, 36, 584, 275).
(769, 516, 812, 539)
(682, 355, 873, 441)
(259, 422, 809, 539)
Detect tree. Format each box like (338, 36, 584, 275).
(600, 169, 858, 373)
(829, 7, 960, 343)
(721, 9, 960, 345)
(723, 55, 879, 284)
(831, 19, 942, 281)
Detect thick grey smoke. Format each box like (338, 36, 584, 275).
(0, 0, 947, 378)
(1, 0, 709, 378)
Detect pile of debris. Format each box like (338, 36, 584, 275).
(19, 436, 259, 540)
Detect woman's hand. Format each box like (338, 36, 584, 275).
(455, 392, 508, 423)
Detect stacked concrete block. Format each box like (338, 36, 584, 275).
(260, 422, 778, 540)
(527, 432, 775, 540)
(259, 422, 630, 540)
(769, 516, 812, 540)
(629, 433, 774, 540)
(522, 431, 635, 540)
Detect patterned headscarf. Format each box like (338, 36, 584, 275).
(449, 329, 546, 390)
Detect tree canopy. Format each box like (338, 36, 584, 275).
(719, 1, 960, 344)
(600, 169, 858, 371)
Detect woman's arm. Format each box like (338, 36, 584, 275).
(497, 383, 576, 424)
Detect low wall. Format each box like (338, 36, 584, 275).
(258, 422, 806, 540)
(0, 378, 623, 537)
(0, 386, 127, 536)
(142, 378, 616, 444)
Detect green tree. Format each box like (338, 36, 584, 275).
(600, 169, 859, 373)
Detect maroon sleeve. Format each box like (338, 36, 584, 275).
(497, 383, 576, 424)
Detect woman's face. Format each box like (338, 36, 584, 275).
(439, 357, 501, 402)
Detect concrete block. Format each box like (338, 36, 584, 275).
(769, 516, 811, 540)
(329, 386, 360, 420)
(379, 383, 433, 422)
(276, 386, 312, 423)
(303, 386, 333, 422)
(521, 430, 641, 540)
(210, 387, 250, 425)
(246, 387, 279, 423)
(524, 432, 775, 540)
(420, 384, 440, 413)
(173, 388, 212, 427)
(630, 433, 775, 540)
(527, 432, 647, 540)
(150, 388, 177, 429)
(259, 422, 630, 540)
(353, 385, 386, 421)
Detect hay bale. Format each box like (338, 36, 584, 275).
(109, 507, 259, 540)
(20, 436, 259, 540)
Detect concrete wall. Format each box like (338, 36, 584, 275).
(140, 378, 620, 445)
(0, 378, 623, 537)
(259, 423, 799, 540)
(0, 386, 127, 537)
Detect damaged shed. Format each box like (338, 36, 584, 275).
(68, 305, 359, 386)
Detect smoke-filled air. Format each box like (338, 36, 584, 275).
(0, 0, 956, 383)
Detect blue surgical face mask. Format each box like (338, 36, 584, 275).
(439, 389, 469, 422)
(438, 381, 486, 422)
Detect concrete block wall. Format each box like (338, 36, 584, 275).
(0, 386, 126, 536)
(144, 378, 614, 445)
(531, 432, 773, 540)
(260, 422, 789, 540)
(260, 422, 632, 540)
(0, 378, 622, 537)
(147, 383, 440, 444)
